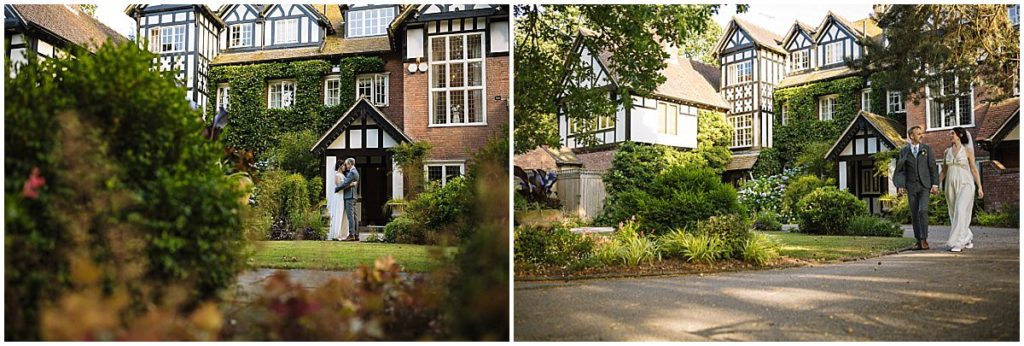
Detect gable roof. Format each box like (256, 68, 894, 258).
(729, 16, 782, 53)
(781, 20, 816, 49)
(725, 153, 759, 172)
(825, 110, 906, 160)
(260, 4, 334, 34)
(976, 97, 1020, 147)
(10, 4, 127, 51)
(572, 29, 730, 110)
(777, 65, 861, 89)
(310, 98, 413, 155)
(514, 146, 582, 171)
(126, 4, 225, 27)
(812, 11, 881, 43)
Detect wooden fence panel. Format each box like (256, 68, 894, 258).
(557, 168, 607, 220)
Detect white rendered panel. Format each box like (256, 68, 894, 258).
(489, 21, 509, 53)
(407, 28, 424, 59)
(839, 161, 848, 191)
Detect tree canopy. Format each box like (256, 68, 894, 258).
(513, 5, 745, 153)
(852, 5, 1020, 103)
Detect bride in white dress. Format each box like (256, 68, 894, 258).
(327, 160, 350, 241)
(939, 127, 985, 252)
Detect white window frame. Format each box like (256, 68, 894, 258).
(156, 25, 186, 53)
(887, 90, 906, 114)
(216, 84, 230, 111)
(925, 75, 975, 131)
(729, 114, 753, 148)
(428, 32, 487, 127)
(267, 80, 296, 109)
(823, 41, 843, 65)
(657, 101, 681, 135)
(229, 23, 253, 48)
(790, 49, 809, 72)
(819, 94, 838, 121)
(424, 161, 465, 187)
(861, 88, 871, 112)
(324, 76, 341, 106)
(780, 104, 789, 125)
(729, 60, 753, 85)
(569, 114, 614, 134)
(355, 73, 389, 107)
(274, 18, 299, 45)
(347, 7, 396, 38)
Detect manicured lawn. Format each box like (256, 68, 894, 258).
(760, 231, 916, 262)
(249, 241, 455, 272)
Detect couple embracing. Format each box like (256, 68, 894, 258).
(328, 158, 360, 241)
(894, 126, 984, 252)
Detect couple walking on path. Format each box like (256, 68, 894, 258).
(894, 126, 984, 252)
(328, 157, 360, 241)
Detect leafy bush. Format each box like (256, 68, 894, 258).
(266, 130, 320, 179)
(601, 165, 742, 234)
(847, 215, 903, 237)
(512, 225, 594, 268)
(795, 187, 868, 234)
(696, 109, 733, 173)
(697, 214, 752, 259)
(741, 233, 780, 266)
(602, 141, 705, 196)
(751, 147, 783, 177)
(618, 234, 659, 267)
(753, 211, 783, 232)
(977, 205, 1019, 228)
(394, 177, 474, 245)
(383, 216, 418, 244)
(6, 43, 247, 339)
(882, 193, 950, 226)
(796, 141, 836, 179)
(254, 170, 326, 240)
(592, 237, 622, 266)
(661, 231, 727, 264)
(738, 172, 790, 216)
(783, 175, 832, 216)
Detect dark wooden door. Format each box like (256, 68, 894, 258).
(359, 162, 387, 226)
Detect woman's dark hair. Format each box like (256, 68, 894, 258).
(952, 127, 969, 145)
(335, 160, 343, 171)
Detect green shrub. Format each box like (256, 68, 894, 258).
(658, 228, 694, 259)
(738, 173, 788, 216)
(782, 175, 832, 216)
(618, 234, 659, 267)
(512, 225, 594, 268)
(882, 193, 952, 226)
(847, 215, 903, 237)
(977, 204, 1020, 228)
(267, 130, 320, 179)
(383, 216, 419, 244)
(602, 165, 742, 234)
(602, 141, 705, 196)
(795, 186, 868, 234)
(741, 233, 780, 266)
(669, 232, 727, 264)
(697, 214, 752, 258)
(592, 238, 622, 266)
(751, 147, 783, 177)
(6, 43, 247, 339)
(398, 176, 474, 244)
(753, 211, 783, 232)
(254, 170, 324, 240)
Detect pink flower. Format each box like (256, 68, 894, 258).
(22, 167, 45, 199)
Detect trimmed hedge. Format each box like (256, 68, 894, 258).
(795, 186, 868, 234)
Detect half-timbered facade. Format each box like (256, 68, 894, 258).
(714, 17, 787, 171)
(126, 4, 509, 229)
(556, 31, 730, 170)
(126, 5, 223, 111)
(5, 4, 125, 73)
(825, 111, 906, 214)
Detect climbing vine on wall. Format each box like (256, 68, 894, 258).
(772, 76, 865, 168)
(207, 56, 385, 158)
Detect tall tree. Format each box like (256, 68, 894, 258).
(852, 5, 1019, 104)
(679, 17, 724, 66)
(513, 5, 746, 153)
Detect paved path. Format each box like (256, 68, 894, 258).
(515, 226, 1019, 341)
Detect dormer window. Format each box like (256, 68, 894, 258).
(790, 49, 809, 72)
(274, 19, 298, 44)
(229, 23, 253, 48)
(347, 7, 396, 38)
(823, 41, 843, 65)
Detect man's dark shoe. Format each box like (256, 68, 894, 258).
(921, 240, 930, 250)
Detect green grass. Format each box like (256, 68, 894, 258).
(249, 241, 455, 272)
(760, 232, 916, 262)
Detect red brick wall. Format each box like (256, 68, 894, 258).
(380, 52, 405, 130)
(905, 85, 993, 160)
(402, 55, 509, 162)
(981, 162, 1019, 211)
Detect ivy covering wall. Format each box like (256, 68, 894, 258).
(207, 57, 385, 157)
(771, 76, 866, 169)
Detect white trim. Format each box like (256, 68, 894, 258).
(729, 113, 753, 148)
(157, 25, 186, 53)
(424, 161, 466, 186)
(861, 88, 871, 112)
(924, 77, 975, 132)
(428, 32, 487, 127)
(324, 76, 341, 106)
(823, 41, 842, 65)
(887, 90, 906, 114)
(229, 23, 253, 48)
(267, 79, 296, 109)
(216, 83, 230, 111)
(355, 73, 389, 107)
(819, 94, 838, 121)
(347, 7, 395, 38)
(274, 18, 299, 44)
(790, 49, 809, 72)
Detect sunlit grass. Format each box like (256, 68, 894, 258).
(249, 241, 456, 272)
(760, 232, 915, 262)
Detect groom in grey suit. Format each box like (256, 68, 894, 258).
(893, 126, 940, 250)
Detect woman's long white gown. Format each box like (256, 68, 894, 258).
(328, 171, 349, 240)
(945, 146, 975, 248)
